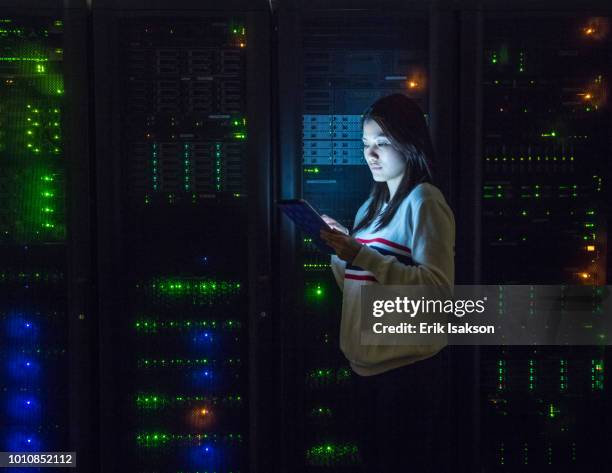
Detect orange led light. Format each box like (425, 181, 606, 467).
(586, 245, 596, 252)
(406, 68, 427, 92)
(580, 272, 591, 279)
(188, 406, 215, 429)
(582, 18, 609, 40)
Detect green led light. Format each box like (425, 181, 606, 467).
(306, 443, 359, 467)
(591, 359, 604, 390)
(307, 367, 351, 387)
(548, 404, 560, 418)
(310, 406, 333, 418)
(306, 282, 326, 301)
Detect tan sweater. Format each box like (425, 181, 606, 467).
(330, 183, 455, 376)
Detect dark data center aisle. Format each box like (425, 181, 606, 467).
(0, 1, 610, 472)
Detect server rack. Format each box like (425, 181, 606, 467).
(476, 8, 612, 471)
(93, 1, 271, 472)
(276, 2, 462, 471)
(0, 0, 94, 470)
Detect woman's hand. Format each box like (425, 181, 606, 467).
(321, 214, 349, 235)
(320, 228, 363, 264)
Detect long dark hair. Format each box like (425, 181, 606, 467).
(352, 94, 435, 234)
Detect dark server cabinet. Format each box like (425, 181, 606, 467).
(276, 2, 443, 471)
(93, 1, 271, 472)
(476, 10, 612, 472)
(0, 0, 94, 470)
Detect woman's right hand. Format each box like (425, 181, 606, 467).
(321, 214, 349, 235)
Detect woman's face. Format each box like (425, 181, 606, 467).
(362, 119, 406, 184)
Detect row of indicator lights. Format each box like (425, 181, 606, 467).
(498, 441, 579, 467)
(306, 443, 359, 467)
(138, 358, 241, 368)
(151, 143, 158, 191)
(183, 143, 192, 191)
(142, 279, 241, 296)
(303, 263, 330, 270)
(0, 270, 64, 282)
(306, 367, 351, 387)
(144, 117, 247, 134)
(485, 156, 575, 161)
(141, 23, 244, 38)
(490, 240, 599, 253)
(134, 319, 242, 332)
(497, 359, 604, 392)
(215, 143, 222, 191)
(497, 289, 604, 314)
(482, 184, 598, 199)
(484, 183, 586, 190)
(143, 192, 245, 204)
(136, 393, 242, 409)
(495, 100, 599, 112)
(136, 432, 243, 447)
(484, 207, 598, 218)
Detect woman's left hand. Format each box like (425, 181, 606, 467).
(320, 228, 363, 263)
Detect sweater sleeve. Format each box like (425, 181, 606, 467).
(330, 254, 346, 291)
(351, 198, 455, 288)
(329, 198, 371, 292)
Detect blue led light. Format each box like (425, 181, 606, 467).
(7, 355, 40, 380)
(6, 394, 41, 422)
(191, 368, 217, 389)
(5, 431, 41, 451)
(192, 330, 214, 345)
(5, 314, 38, 340)
(186, 444, 222, 469)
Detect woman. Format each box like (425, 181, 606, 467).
(319, 93, 454, 473)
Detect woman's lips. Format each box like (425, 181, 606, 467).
(370, 166, 382, 170)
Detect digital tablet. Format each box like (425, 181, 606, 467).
(278, 199, 335, 254)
